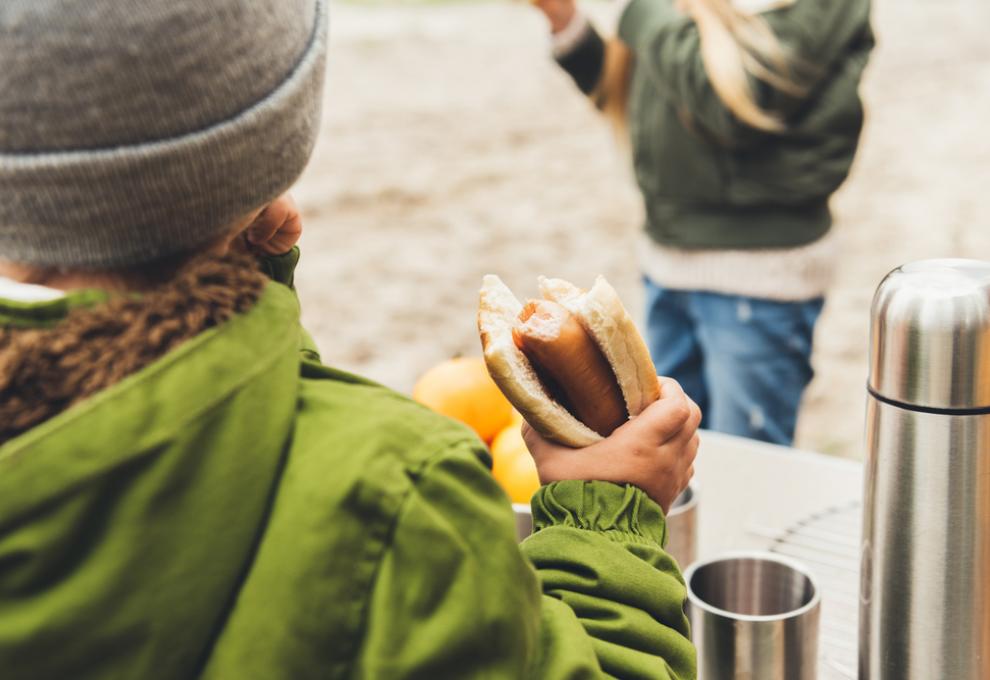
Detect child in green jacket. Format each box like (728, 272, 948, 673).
(0, 1, 699, 678)
(536, 0, 873, 446)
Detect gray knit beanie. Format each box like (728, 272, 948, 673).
(0, 0, 328, 267)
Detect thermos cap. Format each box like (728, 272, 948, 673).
(870, 259, 990, 410)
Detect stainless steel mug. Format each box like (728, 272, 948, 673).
(513, 483, 698, 555)
(513, 502, 533, 542)
(666, 482, 699, 568)
(685, 552, 821, 680)
(861, 259, 990, 680)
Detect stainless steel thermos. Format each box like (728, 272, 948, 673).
(861, 259, 990, 679)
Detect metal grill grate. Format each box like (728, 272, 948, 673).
(757, 501, 862, 679)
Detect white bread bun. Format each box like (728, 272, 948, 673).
(478, 275, 602, 447)
(478, 274, 660, 447)
(539, 275, 661, 417)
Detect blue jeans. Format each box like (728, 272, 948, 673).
(643, 278, 824, 446)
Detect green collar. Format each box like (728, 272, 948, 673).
(0, 280, 299, 496)
(0, 288, 111, 328)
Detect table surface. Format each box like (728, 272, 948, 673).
(695, 431, 864, 680)
(695, 431, 863, 556)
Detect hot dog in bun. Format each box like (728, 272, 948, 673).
(478, 275, 660, 447)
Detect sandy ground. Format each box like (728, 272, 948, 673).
(292, 0, 990, 459)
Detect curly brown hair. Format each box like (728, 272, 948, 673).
(0, 252, 267, 446)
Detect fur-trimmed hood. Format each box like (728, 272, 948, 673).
(0, 252, 266, 445)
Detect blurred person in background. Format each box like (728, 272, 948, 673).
(0, 1, 699, 678)
(534, 0, 873, 446)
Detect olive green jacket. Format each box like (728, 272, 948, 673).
(558, 0, 873, 250)
(0, 254, 694, 679)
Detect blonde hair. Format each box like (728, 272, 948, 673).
(686, 0, 806, 131)
(599, 0, 807, 133)
(594, 40, 635, 135)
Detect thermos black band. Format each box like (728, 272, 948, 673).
(867, 384, 990, 417)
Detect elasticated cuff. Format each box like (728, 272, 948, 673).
(555, 20, 607, 96)
(531, 480, 667, 546)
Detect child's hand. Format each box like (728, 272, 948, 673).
(532, 0, 577, 34)
(522, 378, 701, 513)
(245, 193, 303, 255)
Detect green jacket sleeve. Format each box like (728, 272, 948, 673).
(523, 481, 695, 679)
(618, 0, 871, 141)
(352, 439, 695, 679)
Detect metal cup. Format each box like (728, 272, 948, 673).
(665, 483, 699, 567)
(512, 482, 698, 551)
(685, 552, 821, 680)
(512, 503, 533, 542)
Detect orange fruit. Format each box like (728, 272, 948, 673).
(490, 423, 540, 504)
(412, 357, 514, 443)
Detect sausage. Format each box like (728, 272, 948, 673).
(512, 300, 628, 437)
